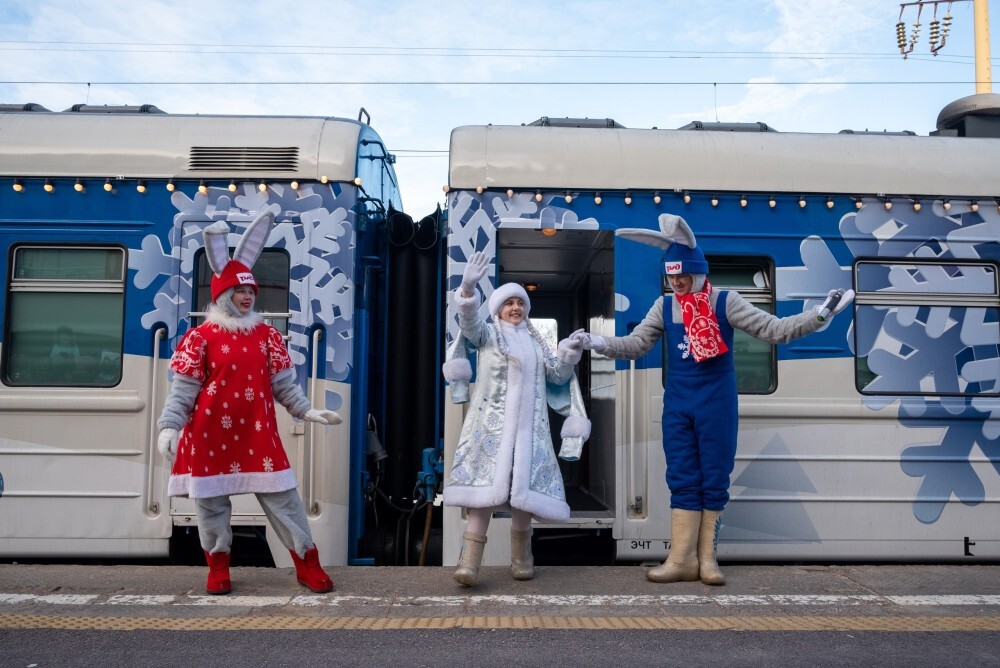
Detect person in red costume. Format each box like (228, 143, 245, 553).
(156, 211, 341, 595)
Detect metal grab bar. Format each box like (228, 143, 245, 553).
(145, 327, 167, 515)
(306, 327, 323, 515)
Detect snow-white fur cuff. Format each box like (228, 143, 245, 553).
(442, 358, 473, 382)
(561, 416, 592, 441)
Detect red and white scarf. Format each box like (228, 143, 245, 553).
(675, 279, 729, 362)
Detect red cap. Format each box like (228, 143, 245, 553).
(210, 260, 257, 302)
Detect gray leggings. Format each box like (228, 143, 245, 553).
(194, 489, 314, 558)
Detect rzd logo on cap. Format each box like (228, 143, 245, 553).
(237, 272, 256, 285)
(664, 262, 683, 275)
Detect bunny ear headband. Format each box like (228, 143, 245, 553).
(204, 211, 275, 302)
(616, 213, 708, 276)
(615, 213, 698, 251)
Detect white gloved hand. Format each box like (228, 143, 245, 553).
(157, 428, 179, 462)
(460, 251, 491, 295)
(573, 331, 607, 352)
(304, 409, 343, 426)
(815, 289, 856, 321)
(557, 329, 585, 365)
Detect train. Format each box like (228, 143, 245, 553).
(1, 97, 998, 566)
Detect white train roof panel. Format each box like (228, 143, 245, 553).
(449, 125, 1000, 197)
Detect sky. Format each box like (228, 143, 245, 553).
(1, 0, 996, 217)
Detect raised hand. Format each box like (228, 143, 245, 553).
(460, 252, 491, 296)
(816, 289, 856, 322)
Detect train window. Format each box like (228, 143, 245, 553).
(2, 246, 126, 387)
(854, 260, 1000, 396)
(663, 256, 776, 394)
(192, 249, 291, 334)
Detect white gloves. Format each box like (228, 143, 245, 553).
(557, 329, 585, 365)
(157, 428, 179, 462)
(815, 289, 855, 322)
(304, 409, 343, 426)
(460, 251, 491, 295)
(572, 330, 607, 352)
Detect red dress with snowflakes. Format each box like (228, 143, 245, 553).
(167, 322, 298, 499)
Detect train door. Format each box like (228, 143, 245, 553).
(0, 226, 172, 557)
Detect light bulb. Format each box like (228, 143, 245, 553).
(683, 193, 691, 204)
(476, 186, 484, 194)
(506, 189, 514, 198)
(228, 181, 238, 192)
(166, 180, 175, 192)
(653, 192, 661, 205)
(594, 193, 602, 205)
(711, 196, 719, 207)
(43, 179, 54, 193)
(136, 180, 147, 194)
(258, 182, 267, 192)
(768, 197, 776, 208)
(442, 185, 450, 193)
(535, 191, 543, 202)
(103, 179, 113, 192)
(74, 179, 85, 192)
(971, 201, 980, 212)
(199, 181, 209, 195)
(12, 179, 24, 192)
(884, 200, 893, 211)
(564, 192, 572, 204)
(624, 193, 632, 205)
(912, 201, 921, 212)
(826, 198, 834, 209)
(799, 197, 806, 208)
(740, 196, 747, 208)
(942, 200, 951, 211)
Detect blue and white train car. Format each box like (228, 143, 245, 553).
(0, 106, 401, 565)
(443, 117, 1000, 564)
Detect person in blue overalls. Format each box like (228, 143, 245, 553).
(575, 214, 853, 585)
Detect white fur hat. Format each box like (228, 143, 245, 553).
(488, 283, 531, 318)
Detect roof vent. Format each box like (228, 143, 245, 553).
(63, 104, 166, 114)
(525, 117, 625, 128)
(0, 103, 51, 112)
(676, 121, 777, 132)
(188, 147, 300, 172)
(934, 93, 1000, 137)
(838, 129, 916, 136)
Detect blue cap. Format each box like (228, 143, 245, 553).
(662, 243, 708, 276)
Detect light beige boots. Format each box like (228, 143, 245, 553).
(646, 508, 701, 582)
(510, 528, 534, 580)
(453, 532, 487, 586)
(698, 509, 725, 586)
(646, 508, 726, 585)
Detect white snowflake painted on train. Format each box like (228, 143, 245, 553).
(128, 181, 356, 412)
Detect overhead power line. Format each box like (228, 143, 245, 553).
(0, 79, 980, 86)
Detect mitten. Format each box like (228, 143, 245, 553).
(573, 331, 607, 352)
(815, 289, 856, 322)
(157, 428, 179, 462)
(304, 409, 343, 426)
(557, 329, 585, 365)
(460, 251, 490, 294)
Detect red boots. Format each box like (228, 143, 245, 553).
(203, 550, 232, 595)
(290, 547, 334, 593)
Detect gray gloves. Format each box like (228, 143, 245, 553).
(572, 330, 607, 352)
(157, 428, 179, 462)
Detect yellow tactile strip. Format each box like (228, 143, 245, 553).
(0, 614, 998, 631)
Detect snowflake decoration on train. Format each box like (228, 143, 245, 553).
(783, 199, 1000, 523)
(444, 192, 599, 343)
(127, 182, 357, 412)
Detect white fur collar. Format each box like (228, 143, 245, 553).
(205, 300, 263, 334)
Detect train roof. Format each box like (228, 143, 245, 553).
(0, 111, 374, 182)
(448, 124, 1000, 198)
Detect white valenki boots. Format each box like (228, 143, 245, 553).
(698, 509, 725, 585)
(453, 532, 487, 586)
(510, 528, 534, 580)
(646, 508, 701, 583)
